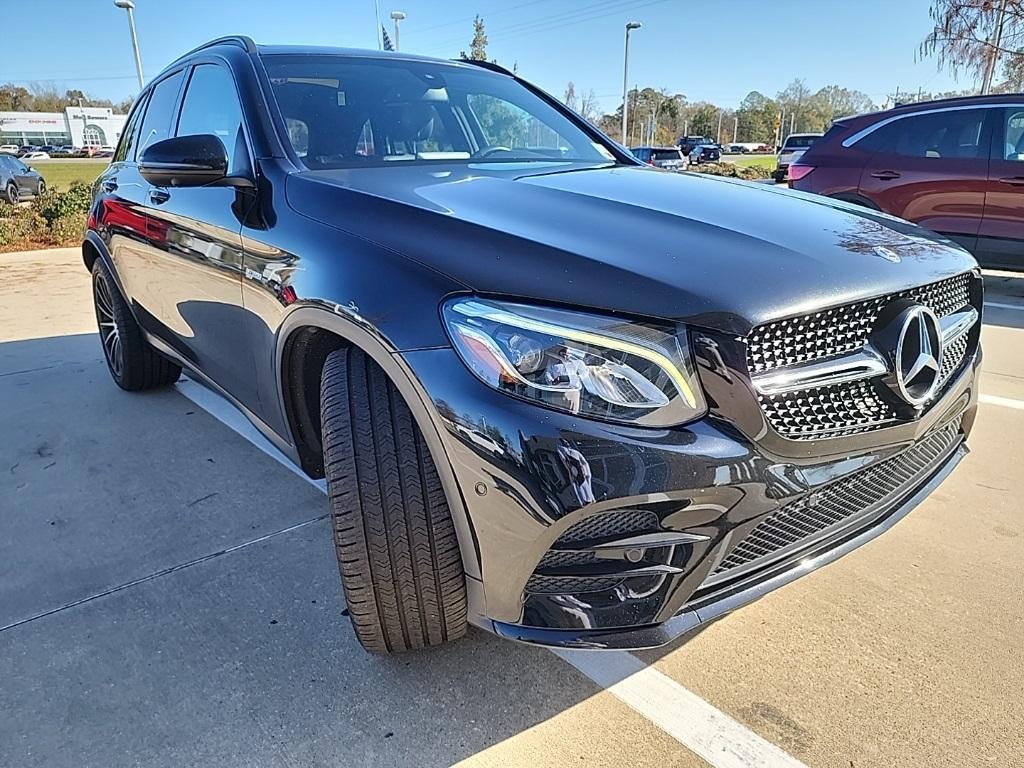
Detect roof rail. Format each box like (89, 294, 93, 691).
(169, 35, 257, 66)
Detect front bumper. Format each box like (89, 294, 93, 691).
(401, 342, 979, 649)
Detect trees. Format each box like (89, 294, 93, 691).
(460, 15, 489, 61)
(0, 84, 132, 113)
(920, 0, 1024, 88)
(734, 91, 778, 143)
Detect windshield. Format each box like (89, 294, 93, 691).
(783, 135, 818, 149)
(261, 54, 616, 169)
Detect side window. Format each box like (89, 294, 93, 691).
(137, 70, 185, 156)
(114, 94, 148, 163)
(176, 64, 246, 172)
(1002, 108, 1024, 161)
(881, 110, 987, 160)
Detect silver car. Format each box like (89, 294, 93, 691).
(0, 155, 45, 203)
(631, 146, 689, 171)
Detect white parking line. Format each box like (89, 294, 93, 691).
(980, 394, 1024, 411)
(985, 300, 1024, 312)
(175, 377, 807, 768)
(556, 649, 806, 768)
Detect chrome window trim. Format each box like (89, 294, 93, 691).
(751, 306, 978, 396)
(841, 102, 1024, 149)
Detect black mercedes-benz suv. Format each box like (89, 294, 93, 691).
(84, 37, 982, 654)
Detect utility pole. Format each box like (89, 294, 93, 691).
(621, 22, 642, 144)
(374, 0, 383, 49)
(982, 0, 1009, 95)
(716, 110, 723, 144)
(113, 0, 144, 91)
(733, 115, 738, 144)
(789, 112, 795, 137)
(390, 11, 406, 51)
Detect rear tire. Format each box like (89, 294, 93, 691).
(5, 182, 18, 204)
(320, 346, 468, 653)
(91, 260, 181, 391)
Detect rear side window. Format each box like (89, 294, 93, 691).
(113, 94, 148, 163)
(652, 149, 682, 161)
(137, 70, 185, 156)
(863, 109, 988, 160)
(1001, 108, 1024, 161)
(176, 64, 246, 172)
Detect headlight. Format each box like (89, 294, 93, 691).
(442, 297, 706, 427)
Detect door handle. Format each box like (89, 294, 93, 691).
(101, 179, 118, 192)
(998, 176, 1024, 186)
(148, 188, 170, 204)
(870, 170, 901, 180)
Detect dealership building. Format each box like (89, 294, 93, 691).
(0, 106, 127, 148)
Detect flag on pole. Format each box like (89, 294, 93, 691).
(382, 25, 395, 51)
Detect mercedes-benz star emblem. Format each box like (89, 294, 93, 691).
(893, 305, 943, 407)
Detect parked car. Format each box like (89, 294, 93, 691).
(688, 143, 721, 164)
(630, 145, 689, 170)
(86, 37, 980, 655)
(93, 148, 114, 158)
(0, 144, 18, 154)
(774, 132, 822, 181)
(790, 94, 1024, 269)
(0, 154, 45, 202)
(50, 145, 75, 156)
(20, 150, 51, 161)
(16, 145, 38, 157)
(678, 135, 716, 155)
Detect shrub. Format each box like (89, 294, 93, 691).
(36, 181, 92, 225)
(50, 212, 88, 245)
(0, 207, 50, 247)
(691, 162, 772, 181)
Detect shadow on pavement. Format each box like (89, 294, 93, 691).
(0, 333, 634, 768)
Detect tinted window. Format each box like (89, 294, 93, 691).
(176, 64, 246, 172)
(137, 70, 185, 156)
(652, 149, 682, 161)
(782, 135, 817, 149)
(114, 94, 148, 163)
(1002, 108, 1024, 161)
(262, 55, 612, 169)
(864, 109, 988, 159)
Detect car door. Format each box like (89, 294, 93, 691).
(94, 87, 155, 303)
(103, 69, 184, 313)
(857, 107, 992, 253)
(10, 157, 38, 193)
(137, 61, 258, 409)
(978, 105, 1024, 269)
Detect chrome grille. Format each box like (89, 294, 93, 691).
(711, 420, 961, 578)
(748, 273, 975, 439)
(748, 273, 971, 373)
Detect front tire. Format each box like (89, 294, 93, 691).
(320, 346, 468, 653)
(5, 182, 18, 204)
(91, 260, 181, 391)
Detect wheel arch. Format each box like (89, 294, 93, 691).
(276, 307, 482, 581)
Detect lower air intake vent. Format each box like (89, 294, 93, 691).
(710, 419, 962, 580)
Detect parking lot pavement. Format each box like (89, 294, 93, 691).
(2, 248, 1022, 767)
(0, 249, 700, 768)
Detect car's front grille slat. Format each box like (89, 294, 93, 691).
(747, 273, 976, 440)
(710, 420, 961, 579)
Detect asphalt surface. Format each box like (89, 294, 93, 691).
(1, 247, 1022, 767)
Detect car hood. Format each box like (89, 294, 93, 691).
(286, 163, 977, 334)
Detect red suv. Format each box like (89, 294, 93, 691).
(790, 94, 1024, 269)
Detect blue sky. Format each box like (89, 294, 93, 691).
(5, 0, 969, 112)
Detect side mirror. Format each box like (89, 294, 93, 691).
(139, 134, 233, 187)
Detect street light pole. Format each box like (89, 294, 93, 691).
(621, 22, 642, 145)
(114, 0, 144, 91)
(390, 11, 406, 52)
